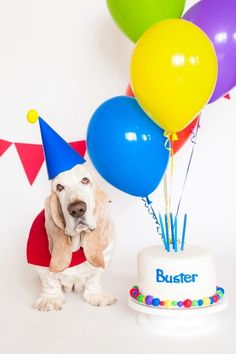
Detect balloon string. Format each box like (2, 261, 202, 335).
(163, 131, 172, 152)
(175, 115, 201, 219)
(164, 174, 172, 241)
(163, 150, 174, 242)
(141, 197, 166, 247)
(163, 131, 175, 242)
(169, 148, 174, 214)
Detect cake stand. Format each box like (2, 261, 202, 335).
(128, 297, 228, 336)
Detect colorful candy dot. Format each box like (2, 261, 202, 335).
(203, 297, 211, 306)
(198, 300, 203, 306)
(172, 301, 177, 307)
(145, 295, 154, 305)
(160, 301, 165, 306)
(183, 299, 192, 308)
(164, 300, 172, 308)
(216, 287, 224, 294)
(216, 291, 223, 298)
(137, 295, 145, 303)
(133, 285, 139, 289)
(152, 298, 160, 307)
(134, 292, 141, 299)
(177, 301, 183, 308)
(209, 296, 214, 304)
(192, 300, 198, 307)
(130, 289, 136, 297)
(213, 294, 219, 303)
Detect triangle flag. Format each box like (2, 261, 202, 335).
(69, 140, 86, 157)
(0, 139, 12, 157)
(224, 93, 231, 100)
(15, 143, 44, 185)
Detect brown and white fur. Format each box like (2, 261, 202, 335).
(33, 164, 116, 311)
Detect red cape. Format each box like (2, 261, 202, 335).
(27, 210, 86, 268)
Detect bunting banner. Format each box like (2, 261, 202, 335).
(0, 139, 12, 157)
(0, 91, 232, 184)
(0, 139, 86, 185)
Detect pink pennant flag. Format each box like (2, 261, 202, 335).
(69, 140, 86, 157)
(15, 143, 44, 185)
(224, 93, 231, 100)
(0, 139, 12, 157)
(14, 140, 86, 185)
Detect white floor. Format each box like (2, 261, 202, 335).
(1, 244, 235, 354)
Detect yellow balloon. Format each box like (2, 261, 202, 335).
(130, 19, 218, 134)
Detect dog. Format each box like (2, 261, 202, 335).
(28, 164, 116, 311)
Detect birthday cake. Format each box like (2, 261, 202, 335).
(130, 245, 225, 309)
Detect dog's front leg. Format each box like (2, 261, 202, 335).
(34, 271, 65, 311)
(83, 270, 117, 306)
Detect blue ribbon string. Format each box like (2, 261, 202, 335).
(175, 116, 201, 219)
(142, 196, 166, 249)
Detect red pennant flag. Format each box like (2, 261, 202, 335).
(224, 93, 231, 100)
(69, 140, 86, 157)
(15, 143, 44, 185)
(0, 139, 12, 157)
(10, 140, 86, 186)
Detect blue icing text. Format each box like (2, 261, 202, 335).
(156, 268, 198, 284)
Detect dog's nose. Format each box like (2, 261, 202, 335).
(67, 201, 87, 218)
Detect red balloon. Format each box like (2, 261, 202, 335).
(125, 83, 134, 97)
(125, 83, 199, 154)
(171, 116, 199, 154)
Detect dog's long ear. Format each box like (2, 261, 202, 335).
(49, 191, 66, 230)
(44, 192, 72, 273)
(82, 229, 105, 269)
(82, 184, 110, 269)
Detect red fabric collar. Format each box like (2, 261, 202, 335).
(27, 210, 86, 268)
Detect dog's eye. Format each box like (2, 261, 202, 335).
(56, 184, 64, 192)
(82, 177, 90, 185)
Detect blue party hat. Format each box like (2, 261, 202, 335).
(27, 110, 86, 179)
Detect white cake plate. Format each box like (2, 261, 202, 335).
(128, 297, 228, 336)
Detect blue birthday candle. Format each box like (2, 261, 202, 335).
(159, 213, 168, 252)
(174, 215, 178, 252)
(170, 213, 175, 251)
(164, 213, 170, 252)
(181, 214, 187, 251)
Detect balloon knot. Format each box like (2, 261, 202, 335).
(163, 131, 169, 139)
(145, 196, 152, 205)
(171, 132, 178, 141)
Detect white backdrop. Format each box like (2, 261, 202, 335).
(0, 1, 235, 353)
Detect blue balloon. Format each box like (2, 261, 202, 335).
(87, 96, 169, 197)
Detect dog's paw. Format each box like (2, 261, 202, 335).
(74, 281, 84, 294)
(34, 296, 65, 311)
(84, 291, 117, 306)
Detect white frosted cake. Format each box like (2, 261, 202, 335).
(130, 245, 225, 309)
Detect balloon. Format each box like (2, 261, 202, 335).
(184, 0, 236, 103)
(87, 96, 170, 197)
(125, 82, 199, 154)
(106, 0, 186, 42)
(224, 93, 231, 100)
(125, 83, 134, 97)
(130, 19, 218, 134)
(171, 116, 199, 155)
